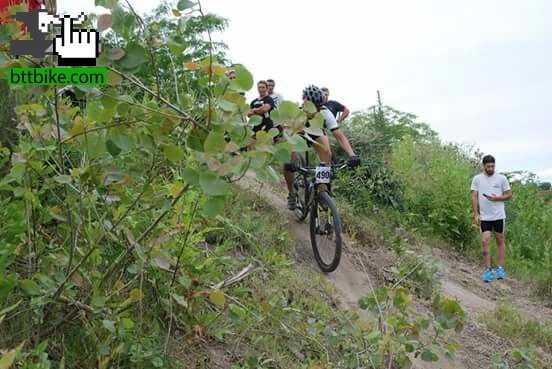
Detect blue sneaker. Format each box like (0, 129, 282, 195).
(495, 266, 506, 280)
(483, 268, 494, 283)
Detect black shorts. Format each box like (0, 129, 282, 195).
(481, 219, 505, 234)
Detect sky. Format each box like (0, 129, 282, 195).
(58, 0, 552, 181)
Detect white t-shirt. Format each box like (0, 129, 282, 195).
(270, 92, 284, 107)
(471, 173, 511, 221)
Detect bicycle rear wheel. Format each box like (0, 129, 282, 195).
(293, 153, 309, 222)
(310, 191, 342, 272)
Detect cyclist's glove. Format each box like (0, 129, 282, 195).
(348, 155, 361, 168)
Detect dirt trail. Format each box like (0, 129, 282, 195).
(434, 247, 552, 321)
(237, 173, 549, 369)
(237, 174, 465, 369)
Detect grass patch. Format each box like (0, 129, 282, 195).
(481, 301, 552, 362)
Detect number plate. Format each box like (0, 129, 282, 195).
(315, 166, 331, 184)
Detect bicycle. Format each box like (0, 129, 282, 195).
(290, 151, 349, 273)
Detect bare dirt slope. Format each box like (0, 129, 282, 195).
(238, 172, 551, 369)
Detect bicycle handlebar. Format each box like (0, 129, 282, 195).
(296, 160, 349, 175)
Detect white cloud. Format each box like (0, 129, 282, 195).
(537, 168, 552, 181)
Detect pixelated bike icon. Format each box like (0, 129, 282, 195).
(10, 9, 101, 66)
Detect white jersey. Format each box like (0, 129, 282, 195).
(320, 108, 339, 132)
(270, 92, 284, 107)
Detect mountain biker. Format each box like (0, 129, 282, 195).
(284, 85, 360, 210)
(321, 87, 350, 123)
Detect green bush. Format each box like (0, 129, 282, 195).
(334, 105, 436, 210)
(390, 138, 479, 248)
(504, 179, 552, 295)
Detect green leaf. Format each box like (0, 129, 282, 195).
(169, 181, 185, 198)
(152, 357, 164, 368)
(106, 140, 121, 157)
(199, 172, 230, 196)
(0, 300, 22, 317)
(219, 99, 237, 112)
(53, 175, 72, 184)
(0, 348, 16, 369)
(230, 64, 253, 92)
(0, 277, 17, 301)
(19, 279, 41, 296)
(421, 349, 439, 362)
(177, 0, 195, 10)
(111, 5, 136, 38)
(95, 0, 118, 8)
(118, 43, 148, 70)
(204, 131, 226, 154)
(111, 132, 134, 152)
(164, 144, 184, 162)
(209, 289, 225, 306)
(392, 289, 410, 310)
(276, 101, 301, 120)
(171, 293, 188, 308)
(303, 100, 317, 114)
(182, 167, 199, 186)
(248, 115, 262, 127)
(202, 196, 225, 217)
(266, 166, 280, 183)
(177, 276, 191, 288)
(122, 318, 135, 330)
(102, 320, 116, 333)
(309, 112, 325, 129)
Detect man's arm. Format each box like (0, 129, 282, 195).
(331, 129, 355, 157)
(253, 96, 275, 114)
(471, 190, 480, 224)
(489, 176, 513, 201)
(254, 103, 272, 114)
(489, 190, 512, 202)
(337, 106, 350, 123)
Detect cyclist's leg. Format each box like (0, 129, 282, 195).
(283, 151, 297, 193)
(312, 134, 332, 164)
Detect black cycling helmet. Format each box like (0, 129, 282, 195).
(302, 84, 326, 108)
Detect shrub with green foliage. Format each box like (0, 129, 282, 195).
(390, 138, 479, 248)
(0, 0, 314, 366)
(504, 177, 552, 297)
(335, 98, 437, 211)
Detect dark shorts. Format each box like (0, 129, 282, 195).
(481, 219, 505, 234)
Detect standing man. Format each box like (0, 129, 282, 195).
(321, 87, 350, 123)
(248, 80, 278, 134)
(267, 79, 284, 107)
(471, 155, 513, 283)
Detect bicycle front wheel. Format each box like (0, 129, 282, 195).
(310, 191, 342, 272)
